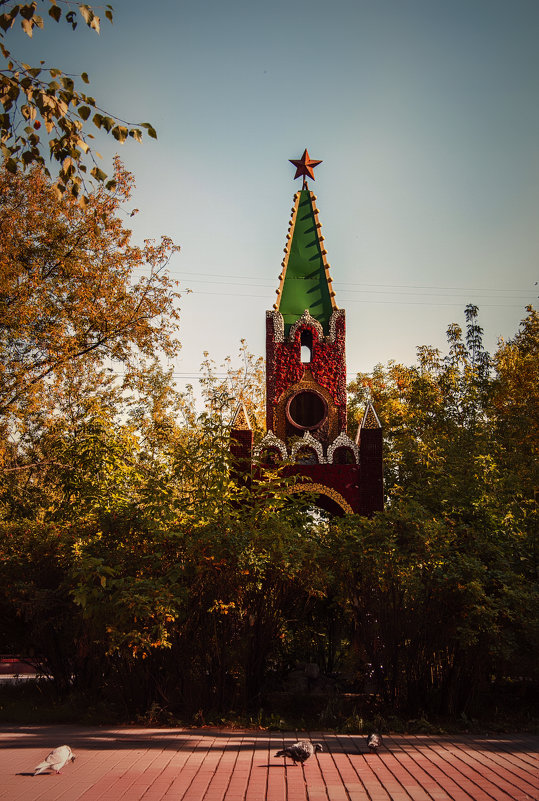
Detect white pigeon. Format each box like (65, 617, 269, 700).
(34, 745, 75, 775)
(367, 732, 383, 752)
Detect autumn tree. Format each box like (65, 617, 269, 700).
(0, 1, 156, 198)
(0, 159, 180, 475)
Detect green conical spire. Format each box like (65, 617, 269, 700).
(275, 188, 336, 335)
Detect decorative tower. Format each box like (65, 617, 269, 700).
(250, 150, 384, 516)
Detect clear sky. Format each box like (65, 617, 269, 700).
(8, 0, 539, 388)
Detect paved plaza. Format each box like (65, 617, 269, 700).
(0, 725, 537, 801)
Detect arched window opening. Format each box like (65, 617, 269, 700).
(300, 329, 313, 363)
(260, 447, 281, 465)
(333, 446, 355, 465)
(296, 447, 318, 465)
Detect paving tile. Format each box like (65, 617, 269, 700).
(1, 726, 537, 801)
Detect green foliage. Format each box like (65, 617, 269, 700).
(343, 304, 538, 713)
(0, 294, 537, 721)
(327, 501, 538, 714)
(0, 1, 155, 200)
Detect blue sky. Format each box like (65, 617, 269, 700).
(7, 0, 539, 388)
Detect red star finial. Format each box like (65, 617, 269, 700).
(289, 149, 322, 183)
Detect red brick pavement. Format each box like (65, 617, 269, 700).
(0, 726, 537, 801)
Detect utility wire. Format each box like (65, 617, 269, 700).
(180, 289, 528, 308)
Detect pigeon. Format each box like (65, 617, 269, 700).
(367, 733, 383, 752)
(34, 745, 75, 775)
(275, 740, 323, 765)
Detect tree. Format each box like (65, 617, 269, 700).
(342, 305, 539, 715)
(1, 300, 537, 722)
(0, 1, 156, 199)
(490, 306, 538, 583)
(0, 159, 181, 460)
(348, 304, 493, 515)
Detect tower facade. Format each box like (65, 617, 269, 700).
(248, 151, 383, 516)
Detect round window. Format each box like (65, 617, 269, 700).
(286, 390, 327, 431)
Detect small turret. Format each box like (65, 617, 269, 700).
(357, 402, 384, 515)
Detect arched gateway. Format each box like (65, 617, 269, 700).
(231, 151, 383, 516)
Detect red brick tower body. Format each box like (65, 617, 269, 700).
(244, 162, 383, 517)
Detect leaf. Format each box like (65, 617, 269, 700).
(111, 125, 128, 143)
(0, 14, 15, 33)
(78, 5, 93, 25)
(81, 72, 90, 85)
(52, 181, 65, 199)
(90, 166, 107, 182)
(141, 123, 157, 140)
(21, 17, 33, 37)
(78, 105, 91, 121)
(129, 128, 142, 144)
(5, 158, 18, 173)
(19, 5, 35, 22)
(61, 76, 75, 92)
(48, 5, 61, 22)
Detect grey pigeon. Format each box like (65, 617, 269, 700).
(275, 740, 323, 765)
(34, 745, 75, 775)
(367, 732, 383, 752)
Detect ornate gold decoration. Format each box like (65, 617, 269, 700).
(231, 402, 252, 431)
(290, 483, 354, 515)
(274, 369, 338, 443)
(362, 402, 381, 430)
(273, 191, 300, 312)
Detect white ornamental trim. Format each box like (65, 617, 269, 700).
(290, 431, 326, 464)
(267, 310, 285, 343)
(288, 309, 324, 343)
(327, 309, 345, 343)
(327, 431, 359, 464)
(253, 430, 288, 460)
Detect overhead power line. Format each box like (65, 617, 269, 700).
(172, 270, 531, 294)
(182, 289, 528, 309)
